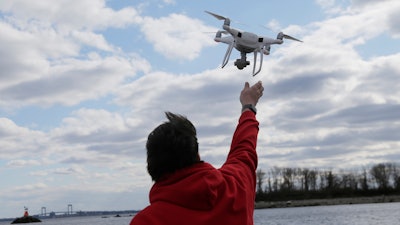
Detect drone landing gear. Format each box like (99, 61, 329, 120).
(234, 52, 250, 70)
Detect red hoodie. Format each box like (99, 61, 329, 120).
(130, 111, 259, 225)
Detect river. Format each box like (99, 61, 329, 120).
(1, 202, 399, 225)
(254, 202, 400, 225)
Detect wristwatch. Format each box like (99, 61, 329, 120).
(242, 104, 257, 114)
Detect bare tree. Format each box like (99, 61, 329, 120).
(370, 163, 391, 191)
(269, 167, 282, 192)
(298, 168, 318, 192)
(281, 168, 296, 191)
(256, 169, 266, 194)
(392, 163, 400, 190)
(299, 168, 309, 191)
(337, 169, 358, 190)
(309, 169, 318, 191)
(359, 167, 369, 191)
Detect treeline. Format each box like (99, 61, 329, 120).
(256, 162, 400, 202)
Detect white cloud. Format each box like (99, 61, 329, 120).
(53, 166, 85, 175)
(139, 13, 217, 60)
(0, 54, 148, 107)
(0, 0, 140, 30)
(6, 159, 41, 167)
(70, 31, 114, 52)
(386, 6, 400, 38)
(14, 182, 48, 192)
(0, 118, 48, 159)
(350, 0, 392, 8)
(0, 1, 150, 109)
(315, 0, 336, 9)
(162, 0, 176, 5)
(265, 19, 282, 32)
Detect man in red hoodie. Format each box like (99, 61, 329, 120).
(130, 81, 264, 225)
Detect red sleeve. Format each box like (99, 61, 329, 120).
(220, 110, 259, 188)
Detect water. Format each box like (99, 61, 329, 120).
(1, 202, 399, 225)
(0, 215, 133, 225)
(254, 202, 400, 225)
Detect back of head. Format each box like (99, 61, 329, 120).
(146, 112, 199, 181)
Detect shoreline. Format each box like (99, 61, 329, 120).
(255, 195, 400, 209)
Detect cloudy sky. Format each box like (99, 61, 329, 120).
(1, 0, 400, 218)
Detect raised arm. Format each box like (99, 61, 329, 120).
(220, 81, 264, 182)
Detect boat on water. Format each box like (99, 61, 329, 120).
(11, 207, 41, 224)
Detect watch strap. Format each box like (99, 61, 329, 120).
(242, 104, 257, 114)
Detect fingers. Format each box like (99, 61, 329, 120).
(251, 81, 264, 96)
(253, 81, 263, 90)
(244, 81, 262, 89)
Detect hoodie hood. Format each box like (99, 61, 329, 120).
(149, 162, 224, 211)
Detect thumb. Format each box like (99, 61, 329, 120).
(244, 82, 250, 89)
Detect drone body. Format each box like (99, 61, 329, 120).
(206, 11, 302, 76)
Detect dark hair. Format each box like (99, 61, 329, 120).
(146, 112, 199, 181)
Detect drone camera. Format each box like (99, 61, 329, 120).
(234, 59, 250, 70)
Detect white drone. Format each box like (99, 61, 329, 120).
(206, 11, 302, 76)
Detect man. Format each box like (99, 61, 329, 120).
(130, 81, 264, 225)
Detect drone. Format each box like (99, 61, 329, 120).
(205, 11, 302, 76)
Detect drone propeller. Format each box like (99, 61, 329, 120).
(277, 32, 302, 42)
(283, 34, 302, 42)
(203, 30, 228, 34)
(205, 11, 226, 20)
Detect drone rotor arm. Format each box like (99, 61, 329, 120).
(218, 36, 234, 44)
(205, 11, 231, 30)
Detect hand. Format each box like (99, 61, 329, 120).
(240, 81, 264, 107)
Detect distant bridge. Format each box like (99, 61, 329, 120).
(38, 204, 138, 218)
(40, 204, 73, 217)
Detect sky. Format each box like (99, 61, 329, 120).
(1, 0, 400, 218)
